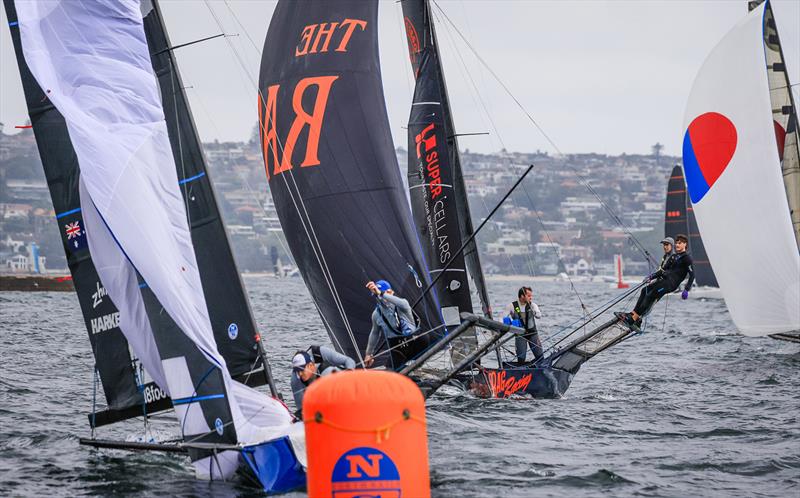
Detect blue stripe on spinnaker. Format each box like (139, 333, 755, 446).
(9, 21, 18, 27)
(56, 207, 82, 219)
(178, 171, 205, 185)
(172, 393, 225, 405)
(682, 130, 710, 204)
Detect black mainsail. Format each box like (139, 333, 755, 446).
(257, 0, 441, 361)
(402, 0, 492, 321)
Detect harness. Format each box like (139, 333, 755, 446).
(511, 300, 537, 333)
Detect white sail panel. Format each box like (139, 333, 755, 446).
(16, 0, 293, 476)
(682, 2, 800, 335)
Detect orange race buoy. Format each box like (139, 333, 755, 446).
(303, 370, 430, 498)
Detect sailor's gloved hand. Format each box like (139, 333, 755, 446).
(681, 290, 689, 300)
(511, 319, 523, 328)
(502, 316, 512, 325)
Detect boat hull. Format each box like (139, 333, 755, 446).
(240, 436, 306, 494)
(468, 366, 575, 399)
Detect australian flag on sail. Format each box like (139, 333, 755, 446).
(64, 219, 87, 252)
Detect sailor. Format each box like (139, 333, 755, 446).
(503, 286, 543, 365)
(363, 279, 428, 369)
(619, 234, 694, 329)
(290, 345, 355, 418)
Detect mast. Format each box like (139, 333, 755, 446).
(402, 0, 493, 319)
(142, 0, 278, 397)
(751, 0, 800, 250)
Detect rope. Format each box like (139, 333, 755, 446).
(309, 410, 425, 444)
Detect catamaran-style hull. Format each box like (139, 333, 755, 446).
(468, 366, 575, 399)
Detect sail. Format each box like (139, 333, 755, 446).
(682, 1, 800, 334)
(257, 0, 441, 361)
(664, 165, 718, 287)
(141, 0, 273, 389)
(402, 0, 492, 319)
(758, 1, 800, 249)
(3, 0, 143, 412)
(408, 49, 473, 328)
(16, 0, 291, 479)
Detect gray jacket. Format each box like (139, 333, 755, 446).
(290, 345, 355, 413)
(365, 293, 415, 357)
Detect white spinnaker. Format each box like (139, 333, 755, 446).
(16, 0, 293, 478)
(683, 2, 800, 335)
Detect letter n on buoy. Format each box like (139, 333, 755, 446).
(303, 370, 430, 497)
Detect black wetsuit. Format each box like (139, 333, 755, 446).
(633, 251, 695, 317)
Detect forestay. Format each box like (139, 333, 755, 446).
(682, 1, 800, 334)
(16, 0, 292, 480)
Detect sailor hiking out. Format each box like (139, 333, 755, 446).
(503, 286, 543, 365)
(290, 345, 355, 418)
(364, 279, 429, 369)
(619, 234, 695, 329)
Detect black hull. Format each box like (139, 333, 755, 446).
(464, 366, 576, 399)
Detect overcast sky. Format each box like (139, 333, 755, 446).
(2, 0, 798, 157)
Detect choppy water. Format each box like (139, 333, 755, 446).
(1, 278, 798, 497)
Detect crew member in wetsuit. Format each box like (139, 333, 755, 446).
(290, 345, 355, 418)
(620, 233, 694, 328)
(363, 279, 428, 369)
(503, 286, 543, 365)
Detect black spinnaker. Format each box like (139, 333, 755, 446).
(257, 0, 441, 362)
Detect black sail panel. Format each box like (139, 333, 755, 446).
(258, 0, 440, 360)
(3, 0, 141, 411)
(408, 49, 473, 326)
(665, 165, 718, 287)
(142, 0, 271, 386)
(664, 165, 689, 243)
(401, 0, 492, 318)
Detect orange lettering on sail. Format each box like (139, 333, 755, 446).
(259, 76, 339, 178)
(336, 19, 367, 52)
(487, 370, 533, 398)
(296, 19, 367, 57)
(311, 22, 339, 53)
(296, 24, 316, 56)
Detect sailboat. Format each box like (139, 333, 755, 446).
(5, 0, 305, 492)
(682, 0, 800, 339)
(664, 164, 723, 299)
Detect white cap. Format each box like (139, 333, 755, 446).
(292, 352, 311, 371)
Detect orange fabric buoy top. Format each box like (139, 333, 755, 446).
(303, 370, 430, 498)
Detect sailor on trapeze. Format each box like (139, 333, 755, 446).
(618, 234, 694, 330)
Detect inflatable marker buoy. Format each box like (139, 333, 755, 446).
(303, 370, 430, 498)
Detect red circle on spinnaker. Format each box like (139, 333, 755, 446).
(687, 112, 737, 189)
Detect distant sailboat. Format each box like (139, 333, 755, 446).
(664, 165, 723, 299)
(682, 0, 800, 338)
(5, 0, 304, 491)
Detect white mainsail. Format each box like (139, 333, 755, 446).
(682, 1, 800, 335)
(16, 0, 293, 479)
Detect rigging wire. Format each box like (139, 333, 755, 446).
(430, 0, 656, 268)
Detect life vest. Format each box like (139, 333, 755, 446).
(511, 300, 537, 333)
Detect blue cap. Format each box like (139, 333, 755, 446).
(292, 351, 313, 372)
(376, 280, 392, 292)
